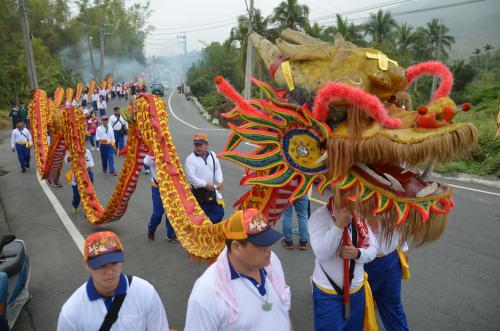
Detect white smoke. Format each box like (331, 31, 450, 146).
(60, 39, 147, 83)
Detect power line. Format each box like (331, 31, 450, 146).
(153, 10, 246, 30)
(311, 0, 411, 22)
(334, 0, 486, 23)
(149, 21, 237, 36)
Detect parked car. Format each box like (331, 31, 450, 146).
(150, 83, 164, 97)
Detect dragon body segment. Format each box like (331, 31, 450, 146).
(30, 88, 225, 260)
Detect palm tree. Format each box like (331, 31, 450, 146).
(363, 9, 397, 45)
(306, 22, 326, 40)
(472, 48, 481, 70)
(323, 14, 364, 45)
(396, 23, 416, 53)
(424, 19, 455, 60)
(228, 9, 271, 86)
(271, 0, 310, 32)
(483, 44, 494, 71)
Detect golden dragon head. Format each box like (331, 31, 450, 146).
(218, 29, 477, 246)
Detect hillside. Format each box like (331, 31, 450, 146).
(391, 0, 500, 60)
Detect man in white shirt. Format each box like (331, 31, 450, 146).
(185, 133, 224, 223)
(65, 149, 94, 214)
(364, 229, 410, 330)
(95, 115, 116, 176)
(91, 92, 99, 113)
(10, 119, 33, 173)
(97, 95, 107, 117)
(185, 209, 292, 331)
(57, 231, 169, 331)
(308, 198, 378, 331)
(108, 107, 128, 154)
(143, 153, 177, 242)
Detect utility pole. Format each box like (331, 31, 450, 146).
(19, 0, 38, 89)
(177, 32, 187, 54)
(430, 18, 442, 101)
(243, 0, 254, 99)
(88, 36, 97, 79)
(99, 12, 105, 82)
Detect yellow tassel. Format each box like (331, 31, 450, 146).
(363, 272, 378, 331)
(397, 246, 411, 280)
(280, 61, 295, 91)
(65, 170, 73, 184)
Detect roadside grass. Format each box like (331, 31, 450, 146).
(436, 98, 500, 177)
(0, 108, 10, 129)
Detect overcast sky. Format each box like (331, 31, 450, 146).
(141, 0, 404, 56)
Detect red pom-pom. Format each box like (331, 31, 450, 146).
(461, 103, 471, 111)
(214, 76, 224, 84)
(417, 106, 428, 115)
(417, 114, 440, 128)
(442, 106, 456, 122)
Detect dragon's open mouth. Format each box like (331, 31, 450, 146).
(352, 162, 450, 199)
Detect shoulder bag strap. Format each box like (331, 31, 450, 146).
(210, 151, 216, 185)
(98, 275, 133, 331)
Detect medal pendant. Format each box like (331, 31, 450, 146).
(262, 302, 273, 311)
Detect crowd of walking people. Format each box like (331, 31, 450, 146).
(9, 82, 410, 331)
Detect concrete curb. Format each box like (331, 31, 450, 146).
(434, 172, 500, 189)
(192, 96, 223, 127)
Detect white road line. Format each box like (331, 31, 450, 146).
(449, 184, 500, 197)
(37, 174, 85, 255)
(244, 142, 259, 147)
(167, 89, 227, 131)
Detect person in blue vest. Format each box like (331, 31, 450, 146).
(143, 153, 177, 242)
(185, 133, 224, 224)
(10, 119, 32, 173)
(95, 115, 116, 176)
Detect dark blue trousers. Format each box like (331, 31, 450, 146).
(149, 185, 175, 238)
(200, 201, 224, 224)
(99, 144, 115, 174)
(365, 251, 409, 331)
(313, 283, 365, 331)
(72, 172, 94, 208)
(15, 144, 30, 170)
(113, 130, 125, 152)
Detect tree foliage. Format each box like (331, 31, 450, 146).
(0, 0, 151, 108)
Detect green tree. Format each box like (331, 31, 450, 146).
(424, 19, 455, 61)
(483, 44, 494, 71)
(323, 14, 365, 45)
(363, 10, 397, 45)
(271, 0, 310, 32)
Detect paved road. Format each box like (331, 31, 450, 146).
(0, 89, 499, 330)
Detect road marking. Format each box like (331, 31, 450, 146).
(449, 184, 500, 197)
(37, 174, 84, 255)
(245, 142, 259, 147)
(167, 89, 227, 131)
(310, 196, 327, 205)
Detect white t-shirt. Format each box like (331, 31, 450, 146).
(57, 275, 169, 331)
(185, 151, 223, 189)
(309, 206, 377, 292)
(65, 149, 94, 186)
(184, 252, 291, 331)
(95, 125, 115, 143)
(108, 114, 128, 131)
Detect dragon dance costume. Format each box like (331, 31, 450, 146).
(30, 29, 477, 329)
